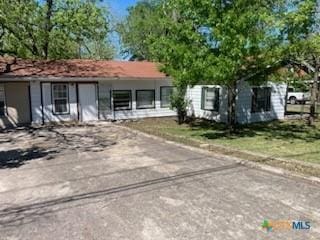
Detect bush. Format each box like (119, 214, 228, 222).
(170, 88, 189, 124)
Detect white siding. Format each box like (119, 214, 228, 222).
(29, 79, 286, 124)
(100, 79, 176, 120)
(42, 83, 78, 123)
(186, 85, 228, 122)
(29, 79, 177, 124)
(187, 82, 287, 124)
(30, 81, 42, 124)
(69, 84, 78, 120)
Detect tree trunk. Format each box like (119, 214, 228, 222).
(309, 63, 319, 125)
(44, 0, 53, 59)
(227, 82, 237, 131)
(176, 87, 187, 125)
(177, 109, 185, 125)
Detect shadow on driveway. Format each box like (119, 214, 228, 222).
(0, 124, 118, 169)
(0, 147, 57, 169)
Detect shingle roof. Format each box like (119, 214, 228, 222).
(0, 58, 167, 79)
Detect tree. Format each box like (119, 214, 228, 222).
(287, 1, 320, 125)
(291, 36, 320, 125)
(117, 0, 164, 60)
(44, 0, 53, 59)
(0, 0, 41, 57)
(0, 0, 114, 59)
(120, 0, 316, 129)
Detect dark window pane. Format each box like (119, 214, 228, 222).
(252, 87, 271, 113)
(161, 87, 173, 108)
(113, 91, 131, 110)
(53, 85, 67, 98)
(201, 87, 220, 111)
(137, 90, 155, 109)
(52, 84, 69, 114)
(54, 99, 68, 113)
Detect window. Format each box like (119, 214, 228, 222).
(99, 90, 111, 112)
(288, 87, 294, 93)
(252, 87, 271, 113)
(0, 85, 5, 116)
(136, 90, 155, 109)
(160, 86, 174, 108)
(52, 84, 69, 114)
(201, 87, 220, 111)
(113, 90, 132, 110)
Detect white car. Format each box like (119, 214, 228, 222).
(287, 87, 310, 104)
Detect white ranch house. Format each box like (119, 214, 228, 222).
(0, 59, 286, 128)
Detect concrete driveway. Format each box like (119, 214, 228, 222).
(0, 123, 319, 240)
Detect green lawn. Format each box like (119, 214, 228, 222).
(286, 104, 320, 114)
(124, 118, 320, 164)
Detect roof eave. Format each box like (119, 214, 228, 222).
(0, 76, 172, 82)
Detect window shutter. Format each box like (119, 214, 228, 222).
(0, 84, 5, 116)
(266, 88, 271, 111)
(201, 87, 206, 110)
(252, 88, 257, 113)
(214, 88, 220, 112)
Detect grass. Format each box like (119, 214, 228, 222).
(124, 117, 320, 164)
(287, 104, 320, 114)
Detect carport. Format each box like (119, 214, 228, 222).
(0, 82, 31, 128)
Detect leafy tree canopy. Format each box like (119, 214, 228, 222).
(152, 0, 316, 86)
(285, 0, 320, 124)
(117, 0, 164, 60)
(119, 0, 316, 127)
(0, 0, 114, 59)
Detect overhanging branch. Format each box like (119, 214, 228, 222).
(239, 60, 283, 82)
(301, 60, 315, 72)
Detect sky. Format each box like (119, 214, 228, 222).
(104, 0, 138, 18)
(104, 0, 139, 59)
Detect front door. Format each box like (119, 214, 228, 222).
(78, 84, 98, 122)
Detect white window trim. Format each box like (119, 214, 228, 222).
(52, 83, 70, 115)
(201, 87, 220, 112)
